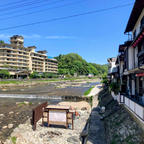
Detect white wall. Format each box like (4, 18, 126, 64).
(120, 61, 124, 75)
(127, 76, 130, 95)
(132, 80, 135, 95)
(134, 46, 138, 68)
(132, 9, 144, 38)
(108, 61, 117, 74)
(128, 47, 134, 70)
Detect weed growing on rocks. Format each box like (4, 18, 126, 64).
(11, 136, 16, 144)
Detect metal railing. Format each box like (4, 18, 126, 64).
(119, 95, 144, 121)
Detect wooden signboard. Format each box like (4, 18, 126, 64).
(42, 105, 74, 129)
(49, 110, 67, 126)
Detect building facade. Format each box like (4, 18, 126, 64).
(123, 0, 144, 104)
(0, 35, 58, 76)
(108, 0, 144, 123)
(107, 57, 118, 83)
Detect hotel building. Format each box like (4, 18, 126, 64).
(0, 35, 58, 76)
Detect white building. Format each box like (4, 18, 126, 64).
(113, 0, 144, 123)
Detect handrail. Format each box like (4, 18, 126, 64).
(122, 95, 144, 121)
(123, 94, 144, 107)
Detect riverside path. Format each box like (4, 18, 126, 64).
(86, 85, 106, 144)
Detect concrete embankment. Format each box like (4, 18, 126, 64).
(82, 86, 144, 144)
(82, 85, 106, 144)
(98, 87, 144, 144)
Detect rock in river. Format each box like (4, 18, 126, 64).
(2, 126, 7, 129)
(8, 124, 13, 129)
(9, 111, 14, 115)
(0, 114, 4, 117)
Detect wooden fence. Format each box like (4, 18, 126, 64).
(32, 102, 48, 130)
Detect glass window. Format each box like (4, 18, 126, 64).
(133, 30, 136, 39)
(140, 16, 144, 29)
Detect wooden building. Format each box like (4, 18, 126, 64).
(109, 0, 144, 123)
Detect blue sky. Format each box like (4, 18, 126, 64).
(0, 0, 134, 64)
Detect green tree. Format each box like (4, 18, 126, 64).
(41, 72, 58, 78)
(55, 53, 108, 76)
(29, 72, 40, 79)
(87, 63, 99, 75)
(0, 40, 4, 44)
(101, 73, 109, 86)
(0, 70, 10, 79)
(109, 82, 120, 95)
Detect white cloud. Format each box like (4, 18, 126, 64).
(23, 34, 41, 39)
(0, 34, 11, 39)
(45, 36, 76, 39)
(0, 34, 42, 39)
(0, 34, 76, 40)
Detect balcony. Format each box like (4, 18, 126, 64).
(118, 94, 144, 121)
(108, 67, 118, 74)
(138, 50, 144, 67)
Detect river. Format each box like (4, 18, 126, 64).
(0, 80, 100, 141)
(0, 81, 99, 102)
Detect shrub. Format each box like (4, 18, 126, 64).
(0, 69, 10, 79)
(11, 136, 17, 144)
(101, 73, 109, 86)
(29, 72, 41, 79)
(42, 72, 58, 78)
(109, 82, 120, 95)
(30, 72, 58, 79)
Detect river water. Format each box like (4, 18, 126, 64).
(0, 80, 100, 141)
(0, 81, 100, 104)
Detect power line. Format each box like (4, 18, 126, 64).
(0, 3, 133, 31)
(0, 0, 86, 21)
(0, 0, 30, 7)
(0, 0, 65, 16)
(0, 0, 50, 13)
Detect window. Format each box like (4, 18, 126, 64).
(133, 30, 136, 40)
(140, 16, 144, 30)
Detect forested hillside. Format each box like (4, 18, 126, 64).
(55, 53, 108, 76)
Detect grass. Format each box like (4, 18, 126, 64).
(17, 102, 27, 107)
(17, 101, 33, 107)
(84, 86, 94, 96)
(11, 136, 17, 144)
(29, 102, 33, 105)
(0, 80, 22, 84)
(90, 96, 93, 107)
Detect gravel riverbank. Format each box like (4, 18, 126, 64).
(0, 101, 39, 142)
(0, 80, 100, 143)
(3, 109, 90, 144)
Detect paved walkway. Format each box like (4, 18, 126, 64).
(88, 84, 102, 97)
(86, 90, 106, 144)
